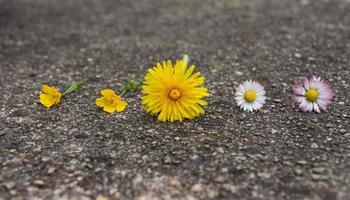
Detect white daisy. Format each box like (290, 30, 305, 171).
(235, 80, 266, 112)
(292, 76, 334, 113)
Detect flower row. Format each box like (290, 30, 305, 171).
(39, 58, 334, 122)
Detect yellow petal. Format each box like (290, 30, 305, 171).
(95, 97, 106, 107)
(101, 89, 116, 97)
(103, 106, 115, 113)
(115, 100, 127, 112)
(42, 85, 54, 94)
(40, 94, 55, 108)
(54, 93, 62, 105)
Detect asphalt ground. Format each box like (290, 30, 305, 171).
(0, 0, 349, 199)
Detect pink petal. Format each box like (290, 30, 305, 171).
(293, 96, 305, 104)
(299, 100, 312, 112)
(316, 99, 328, 110)
(302, 77, 310, 90)
(292, 84, 305, 95)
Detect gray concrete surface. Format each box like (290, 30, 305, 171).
(0, 0, 350, 199)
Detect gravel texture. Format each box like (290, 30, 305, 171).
(1, 0, 350, 199)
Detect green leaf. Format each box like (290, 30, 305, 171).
(62, 81, 84, 96)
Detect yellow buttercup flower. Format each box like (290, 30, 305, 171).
(39, 85, 62, 108)
(96, 89, 127, 113)
(141, 60, 209, 122)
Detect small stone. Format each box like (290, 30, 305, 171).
(235, 71, 243, 76)
(48, 166, 57, 174)
(32, 180, 45, 187)
(294, 53, 302, 58)
(5, 181, 16, 189)
(41, 157, 50, 162)
(297, 160, 307, 165)
(217, 147, 224, 154)
(273, 99, 282, 103)
(312, 167, 326, 174)
(311, 174, 328, 181)
(163, 156, 172, 164)
(294, 169, 303, 175)
(191, 183, 203, 192)
(311, 143, 319, 149)
(344, 133, 350, 137)
(96, 195, 109, 200)
(214, 175, 226, 183)
(271, 129, 278, 134)
(174, 137, 180, 141)
(340, 129, 346, 134)
(257, 172, 271, 178)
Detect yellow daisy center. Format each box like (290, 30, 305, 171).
(169, 88, 182, 100)
(244, 90, 256, 102)
(306, 89, 318, 102)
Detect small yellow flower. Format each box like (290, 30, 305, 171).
(142, 60, 209, 122)
(39, 85, 62, 108)
(96, 89, 127, 113)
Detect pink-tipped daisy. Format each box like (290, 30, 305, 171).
(292, 76, 334, 113)
(235, 80, 266, 112)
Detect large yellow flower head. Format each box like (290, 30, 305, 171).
(141, 60, 209, 122)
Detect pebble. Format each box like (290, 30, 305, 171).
(32, 180, 45, 187)
(340, 129, 346, 134)
(48, 166, 57, 174)
(294, 169, 303, 175)
(294, 53, 302, 58)
(191, 183, 203, 192)
(5, 181, 16, 189)
(312, 167, 326, 174)
(297, 160, 307, 165)
(217, 147, 224, 154)
(96, 195, 109, 200)
(235, 71, 243, 76)
(311, 174, 328, 181)
(271, 129, 278, 134)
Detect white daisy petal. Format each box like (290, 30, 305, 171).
(299, 99, 309, 112)
(306, 102, 314, 112)
(313, 103, 321, 113)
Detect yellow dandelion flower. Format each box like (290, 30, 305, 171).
(39, 85, 62, 108)
(96, 89, 127, 113)
(141, 60, 209, 122)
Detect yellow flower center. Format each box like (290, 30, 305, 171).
(106, 98, 115, 105)
(169, 88, 182, 100)
(244, 90, 256, 102)
(306, 89, 318, 102)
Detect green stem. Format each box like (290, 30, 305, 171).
(62, 81, 84, 96)
(119, 80, 143, 97)
(119, 89, 127, 97)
